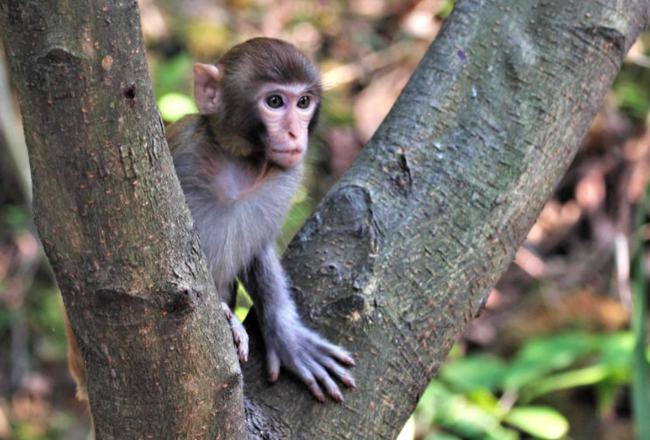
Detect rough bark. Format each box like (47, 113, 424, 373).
(241, 0, 650, 438)
(2, 0, 649, 439)
(0, 2, 245, 439)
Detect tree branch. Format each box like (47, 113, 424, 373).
(243, 0, 650, 438)
(0, 1, 245, 438)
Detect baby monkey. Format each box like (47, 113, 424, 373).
(65, 38, 354, 405)
(169, 37, 355, 401)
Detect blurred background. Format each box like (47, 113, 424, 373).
(1, 1, 649, 439)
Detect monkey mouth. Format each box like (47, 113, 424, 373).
(269, 147, 304, 168)
(271, 148, 302, 156)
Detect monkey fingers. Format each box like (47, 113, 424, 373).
(311, 351, 356, 390)
(305, 359, 344, 402)
(292, 363, 327, 403)
(286, 347, 344, 402)
(306, 332, 356, 367)
(303, 333, 356, 389)
(266, 325, 355, 402)
(221, 302, 249, 363)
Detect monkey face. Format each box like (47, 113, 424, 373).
(256, 83, 319, 169)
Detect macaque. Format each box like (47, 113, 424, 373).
(65, 37, 355, 404)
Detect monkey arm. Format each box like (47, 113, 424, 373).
(242, 245, 356, 402)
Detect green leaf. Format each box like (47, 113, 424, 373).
(440, 354, 507, 392)
(234, 280, 252, 322)
(504, 406, 569, 440)
(436, 0, 456, 19)
(504, 332, 596, 390)
(158, 93, 197, 123)
(153, 54, 193, 97)
(522, 364, 610, 401)
(418, 382, 518, 439)
(596, 381, 620, 417)
(598, 331, 634, 369)
(416, 381, 454, 421)
(466, 388, 502, 415)
(424, 433, 463, 440)
(521, 332, 634, 403)
(613, 79, 650, 121)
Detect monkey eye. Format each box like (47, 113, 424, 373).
(266, 95, 284, 109)
(297, 96, 311, 109)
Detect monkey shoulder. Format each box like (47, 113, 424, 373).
(165, 114, 207, 155)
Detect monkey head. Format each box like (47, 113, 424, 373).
(192, 38, 321, 169)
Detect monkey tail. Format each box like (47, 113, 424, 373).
(64, 310, 88, 402)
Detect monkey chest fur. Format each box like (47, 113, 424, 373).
(174, 151, 301, 300)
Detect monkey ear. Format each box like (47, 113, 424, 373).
(193, 63, 223, 114)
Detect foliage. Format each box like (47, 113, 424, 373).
(413, 331, 647, 439)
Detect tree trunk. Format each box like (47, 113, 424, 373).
(243, 0, 650, 438)
(0, 2, 245, 439)
(2, 0, 648, 439)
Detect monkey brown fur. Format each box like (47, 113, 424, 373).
(65, 37, 355, 406)
(64, 312, 87, 402)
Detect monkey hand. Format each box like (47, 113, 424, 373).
(222, 302, 249, 363)
(265, 319, 355, 402)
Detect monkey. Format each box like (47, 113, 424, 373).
(169, 37, 356, 401)
(64, 37, 355, 405)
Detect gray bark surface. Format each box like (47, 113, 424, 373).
(242, 0, 650, 438)
(0, 1, 245, 439)
(2, 0, 649, 439)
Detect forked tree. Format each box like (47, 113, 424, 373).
(1, 0, 648, 438)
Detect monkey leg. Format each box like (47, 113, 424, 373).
(242, 246, 356, 402)
(221, 302, 249, 363)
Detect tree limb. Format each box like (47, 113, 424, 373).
(0, 1, 245, 438)
(242, 0, 650, 438)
